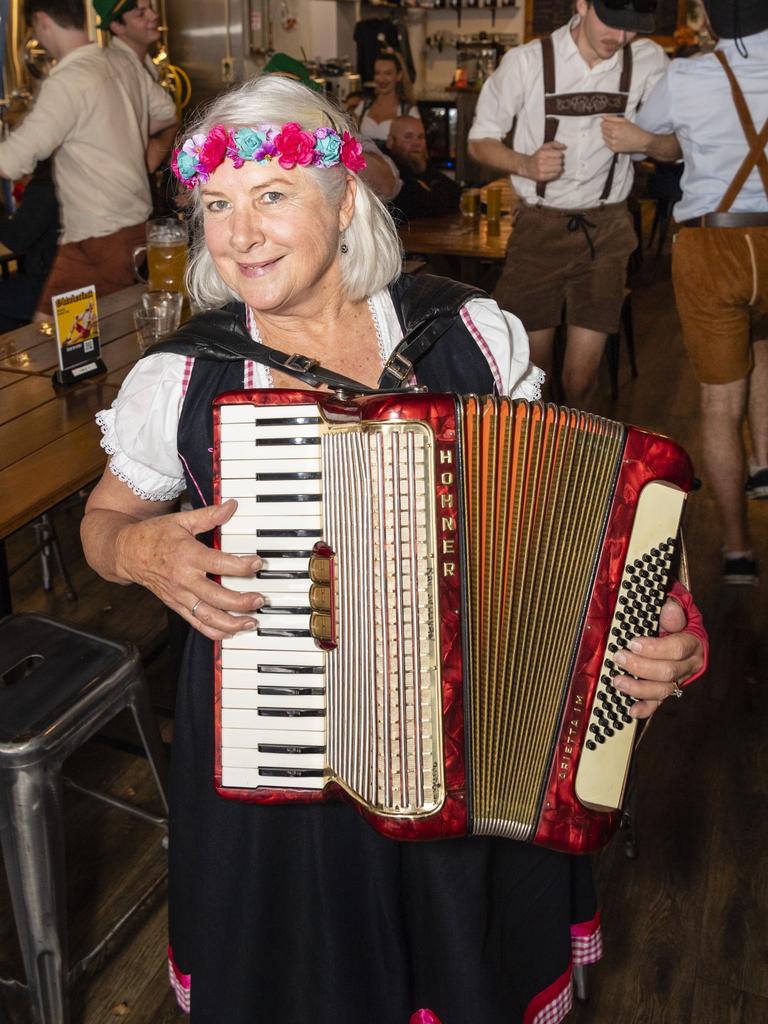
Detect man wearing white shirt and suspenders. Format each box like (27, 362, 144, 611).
(469, 0, 667, 408)
(603, 0, 768, 586)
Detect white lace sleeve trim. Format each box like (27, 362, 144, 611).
(94, 353, 190, 501)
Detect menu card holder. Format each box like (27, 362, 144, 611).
(51, 285, 107, 389)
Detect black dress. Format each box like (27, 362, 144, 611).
(165, 280, 600, 1023)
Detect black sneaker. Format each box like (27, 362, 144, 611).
(722, 556, 759, 586)
(746, 468, 768, 500)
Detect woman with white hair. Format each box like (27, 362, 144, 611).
(81, 76, 706, 1024)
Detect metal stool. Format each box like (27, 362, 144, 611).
(0, 613, 169, 1024)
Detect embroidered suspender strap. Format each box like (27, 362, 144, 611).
(713, 49, 768, 212)
(599, 43, 633, 202)
(537, 36, 559, 200)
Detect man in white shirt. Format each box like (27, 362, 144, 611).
(602, 0, 768, 585)
(468, 0, 668, 408)
(94, 0, 161, 78)
(0, 0, 177, 319)
(94, 0, 177, 206)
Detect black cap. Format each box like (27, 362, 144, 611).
(593, 0, 657, 34)
(705, 0, 768, 39)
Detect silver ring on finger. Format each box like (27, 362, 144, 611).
(191, 598, 203, 619)
(669, 681, 683, 699)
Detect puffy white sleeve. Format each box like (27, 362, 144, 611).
(460, 296, 545, 400)
(95, 353, 190, 501)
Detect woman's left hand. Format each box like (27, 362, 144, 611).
(611, 597, 705, 720)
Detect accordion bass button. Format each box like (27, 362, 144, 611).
(309, 583, 331, 613)
(309, 555, 331, 584)
(310, 611, 336, 649)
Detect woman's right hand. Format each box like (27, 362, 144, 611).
(115, 498, 265, 640)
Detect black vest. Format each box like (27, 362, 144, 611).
(169, 274, 497, 512)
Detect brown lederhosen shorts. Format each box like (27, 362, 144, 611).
(493, 200, 638, 335)
(672, 225, 768, 384)
(36, 221, 147, 318)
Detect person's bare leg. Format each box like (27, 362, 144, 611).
(527, 327, 558, 401)
(561, 325, 609, 411)
(747, 339, 768, 468)
(700, 377, 751, 552)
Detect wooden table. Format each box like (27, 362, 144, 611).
(399, 212, 512, 262)
(398, 179, 515, 285)
(0, 284, 145, 613)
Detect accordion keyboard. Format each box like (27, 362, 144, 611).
(218, 402, 328, 791)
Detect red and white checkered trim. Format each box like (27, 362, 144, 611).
(459, 304, 503, 393)
(167, 945, 191, 1014)
(571, 912, 603, 966)
(180, 355, 194, 399)
(523, 913, 603, 1024)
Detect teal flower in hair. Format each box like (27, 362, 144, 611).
(313, 127, 342, 167)
(233, 126, 277, 162)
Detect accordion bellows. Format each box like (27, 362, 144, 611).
(213, 390, 693, 854)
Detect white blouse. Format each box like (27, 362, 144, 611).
(96, 289, 543, 502)
(354, 103, 421, 144)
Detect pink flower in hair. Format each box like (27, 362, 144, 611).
(225, 129, 245, 169)
(196, 124, 230, 180)
(340, 132, 366, 173)
(274, 122, 317, 169)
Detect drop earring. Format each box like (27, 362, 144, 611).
(340, 236, 349, 254)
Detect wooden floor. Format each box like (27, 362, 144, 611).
(1, 236, 766, 1023)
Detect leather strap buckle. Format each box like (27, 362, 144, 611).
(381, 351, 414, 384)
(284, 353, 319, 374)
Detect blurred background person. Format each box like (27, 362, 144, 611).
(94, 0, 178, 213)
(94, 0, 161, 79)
(354, 49, 421, 147)
(0, 159, 58, 333)
(602, 0, 768, 585)
(384, 114, 461, 222)
(262, 51, 401, 201)
(468, 0, 669, 410)
(0, 0, 177, 319)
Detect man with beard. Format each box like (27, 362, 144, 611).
(468, 1, 670, 409)
(385, 114, 462, 222)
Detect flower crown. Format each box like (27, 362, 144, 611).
(171, 122, 367, 188)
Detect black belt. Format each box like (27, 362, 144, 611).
(677, 212, 768, 229)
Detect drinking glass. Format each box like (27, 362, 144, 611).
(134, 292, 182, 353)
(460, 189, 480, 219)
(132, 217, 188, 293)
(141, 289, 183, 331)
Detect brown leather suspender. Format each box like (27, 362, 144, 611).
(713, 49, 768, 212)
(537, 35, 633, 202)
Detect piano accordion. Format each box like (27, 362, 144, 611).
(212, 389, 693, 854)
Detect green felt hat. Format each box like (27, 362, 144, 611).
(262, 52, 323, 93)
(93, 0, 138, 29)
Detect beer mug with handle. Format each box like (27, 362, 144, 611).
(133, 217, 188, 293)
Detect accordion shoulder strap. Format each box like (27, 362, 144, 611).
(145, 274, 487, 393)
(144, 304, 374, 394)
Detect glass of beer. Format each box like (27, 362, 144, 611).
(486, 187, 502, 235)
(132, 218, 188, 294)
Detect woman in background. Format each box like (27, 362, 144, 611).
(354, 49, 421, 145)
